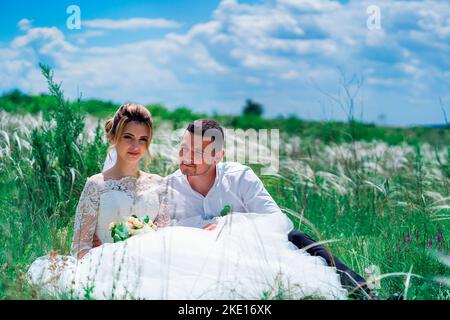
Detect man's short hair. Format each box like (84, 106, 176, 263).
(186, 119, 224, 148)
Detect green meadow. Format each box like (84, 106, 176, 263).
(0, 66, 448, 299)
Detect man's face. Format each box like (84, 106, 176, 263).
(178, 131, 223, 176)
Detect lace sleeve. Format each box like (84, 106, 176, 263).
(154, 179, 170, 228)
(71, 177, 101, 257)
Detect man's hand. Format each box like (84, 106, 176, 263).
(202, 223, 217, 231)
(92, 234, 102, 248)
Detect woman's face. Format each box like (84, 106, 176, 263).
(113, 121, 150, 164)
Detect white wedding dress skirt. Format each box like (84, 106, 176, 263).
(28, 212, 347, 300)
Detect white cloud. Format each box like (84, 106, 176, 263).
(245, 76, 263, 85)
(280, 70, 300, 80)
(83, 18, 181, 30)
(73, 30, 106, 45)
(1, 0, 450, 125)
(278, 0, 341, 13)
(17, 18, 32, 31)
(166, 21, 222, 45)
(417, 7, 450, 39)
(230, 48, 290, 69)
(11, 27, 77, 54)
(187, 43, 230, 74)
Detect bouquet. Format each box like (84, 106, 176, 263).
(109, 215, 158, 243)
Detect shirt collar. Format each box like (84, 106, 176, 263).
(213, 162, 224, 187)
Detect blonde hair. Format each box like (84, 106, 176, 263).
(105, 103, 153, 164)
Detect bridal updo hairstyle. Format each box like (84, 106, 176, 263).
(105, 103, 153, 162)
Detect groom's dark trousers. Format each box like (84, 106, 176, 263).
(288, 230, 369, 298)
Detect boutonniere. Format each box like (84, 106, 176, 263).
(213, 205, 233, 223)
(220, 204, 233, 217)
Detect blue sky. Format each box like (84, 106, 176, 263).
(0, 0, 449, 126)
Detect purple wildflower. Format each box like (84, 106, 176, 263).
(436, 231, 443, 243)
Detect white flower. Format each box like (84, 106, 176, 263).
(128, 216, 144, 229)
(365, 265, 381, 290)
(147, 221, 158, 231)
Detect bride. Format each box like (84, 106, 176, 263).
(28, 103, 347, 300)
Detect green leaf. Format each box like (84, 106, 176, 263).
(113, 234, 122, 243)
(220, 204, 233, 216)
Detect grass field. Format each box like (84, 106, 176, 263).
(0, 67, 448, 300)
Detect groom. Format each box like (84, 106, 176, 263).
(165, 119, 371, 299)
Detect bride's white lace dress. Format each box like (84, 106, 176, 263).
(28, 172, 347, 300)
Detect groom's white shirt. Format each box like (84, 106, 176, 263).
(165, 161, 281, 228)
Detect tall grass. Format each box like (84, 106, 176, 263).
(0, 66, 448, 299)
(0, 65, 109, 298)
(261, 139, 449, 299)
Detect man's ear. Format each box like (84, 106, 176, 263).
(215, 148, 225, 163)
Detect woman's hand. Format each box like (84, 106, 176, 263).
(76, 234, 102, 260)
(92, 234, 103, 248)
